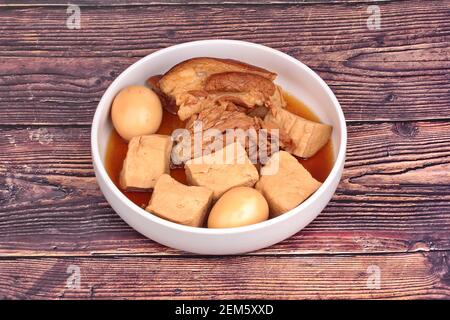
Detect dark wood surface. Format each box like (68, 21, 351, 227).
(0, 0, 449, 299)
(0, 252, 449, 299)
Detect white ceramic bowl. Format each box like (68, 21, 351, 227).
(91, 40, 347, 255)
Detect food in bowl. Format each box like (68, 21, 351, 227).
(111, 85, 163, 141)
(208, 186, 269, 228)
(105, 57, 334, 229)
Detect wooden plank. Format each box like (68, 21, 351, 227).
(0, 57, 133, 125)
(1, 121, 449, 257)
(2, 2, 448, 59)
(1, 53, 449, 124)
(0, 2, 449, 123)
(0, 252, 448, 299)
(0, 1, 398, 6)
(0, 0, 399, 7)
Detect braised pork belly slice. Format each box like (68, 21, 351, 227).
(171, 102, 293, 164)
(205, 71, 286, 111)
(159, 57, 276, 100)
(157, 57, 285, 121)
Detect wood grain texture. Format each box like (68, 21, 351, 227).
(0, 1, 449, 124)
(0, 252, 449, 299)
(0, 0, 397, 6)
(1, 121, 449, 257)
(1, 0, 449, 300)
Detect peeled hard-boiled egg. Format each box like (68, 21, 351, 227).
(208, 187, 269, 228)
(111, 85, 163, 141)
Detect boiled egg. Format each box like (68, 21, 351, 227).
(208, 187, 269, 228)
(111, 85, 163, 141)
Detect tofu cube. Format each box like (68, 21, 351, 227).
(265, 108, 332, 158)
(185, 142, 259, 200)
(146, 174, 213, 227)
(256, 151, 321, 217)
(120, 135, 172, 191)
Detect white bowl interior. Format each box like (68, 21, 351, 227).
(92, 40, 346, 254)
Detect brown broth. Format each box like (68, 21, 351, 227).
(104, 91, 334, 208)
(284, 92, 334, 183)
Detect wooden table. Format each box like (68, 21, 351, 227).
(0, 0, 449, 300)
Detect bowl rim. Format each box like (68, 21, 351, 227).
(91, 39, 347, 235)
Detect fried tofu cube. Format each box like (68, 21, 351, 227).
(146, 174, 213, 227)
(120, 135, 172, 191)
(265, 108, 332, 158)
(185, 142, 259, 200)
(256, 151, 321, 217)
